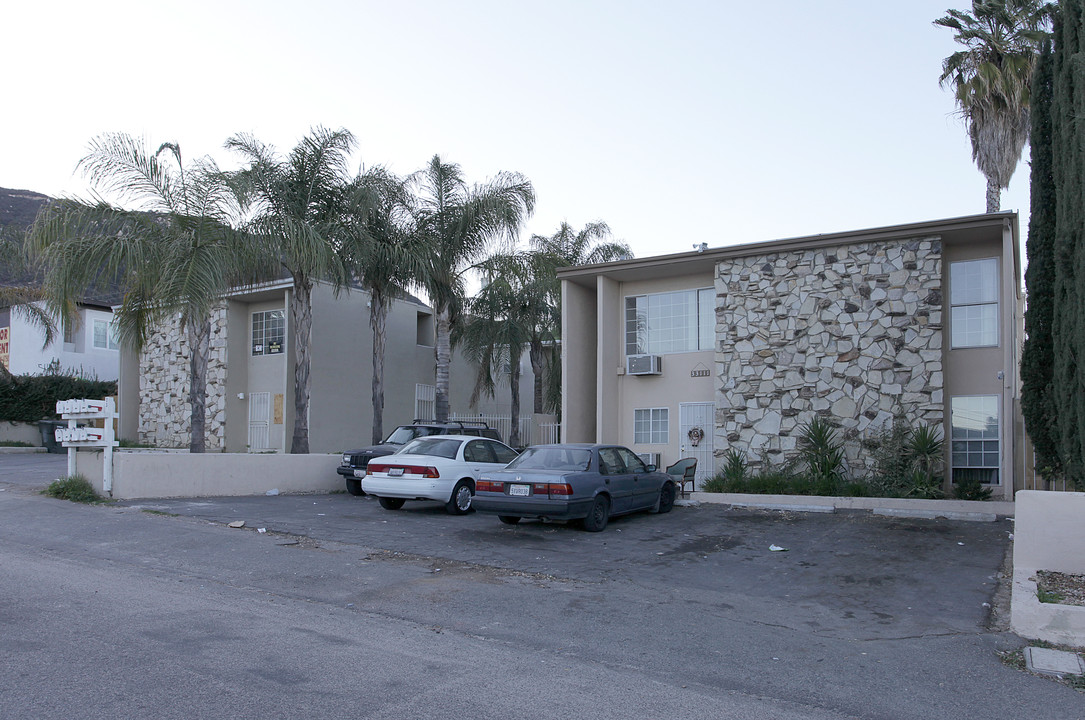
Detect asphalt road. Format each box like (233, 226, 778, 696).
(1, 455, 1081, 719)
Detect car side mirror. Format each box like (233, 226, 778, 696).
(646, 464, 657, 472)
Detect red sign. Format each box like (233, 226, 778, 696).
(0, 326, 9, 370)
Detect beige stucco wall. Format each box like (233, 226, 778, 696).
(562, 280, 598, 442)
(610, 273, 717, 468)
(74, 449, 340, 499)
(942, 233, 1017, 500)
(1010, 490, 1085, 645)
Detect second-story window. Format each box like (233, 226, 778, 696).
(252, 310, 285, 356)
(950, 258, 999, 348)
(625, 287, 715, 355)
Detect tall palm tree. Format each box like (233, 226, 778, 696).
(340, 167, 426, 444)
(409, 156, 535, 422)
(28, 133, 246, 452)
(528, 222, 632, 413)
(936, 0, 1056, 212)
(226, 127, 353, 453)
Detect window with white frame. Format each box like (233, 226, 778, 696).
(634, 408, 669, 444)
(950, 258, 999, 348)
(625, 288, 715, 356)
(92, 319, 118, 350)
(252, 310, 285, 356)
(950, 395, 1000, 484)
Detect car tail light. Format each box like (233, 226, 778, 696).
(367, 464, 439, 478)
(477, 479, 504, 492)
(547, 483, 573, 497)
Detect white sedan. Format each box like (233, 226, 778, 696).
(361, 434, 519, 515)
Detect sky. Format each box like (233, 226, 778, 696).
(2, 0, 1032, 261)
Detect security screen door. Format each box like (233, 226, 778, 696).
(679, 402, 714, 488)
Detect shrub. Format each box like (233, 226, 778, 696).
(953, 477, 993, 501)
(43, 474, 102, 503)
(0, 361, 117, 423)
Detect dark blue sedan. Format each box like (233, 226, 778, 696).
(472, 443, 677, 532)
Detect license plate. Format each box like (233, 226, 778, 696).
(509, 484, 530, 497)
(388, 468, 404, 477)
(353, 469, 366, 479)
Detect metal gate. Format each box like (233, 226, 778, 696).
(248, 392, 270, 451)
(679, 402, 714, 488)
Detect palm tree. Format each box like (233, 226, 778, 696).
(528, 222, 632, 412)
(226, 127, 354, 453)
(935, 0, 1056, 212)
(409, 156, 535, 422)
(459, 252, 548, 447)
(340, 167, 426, 444)
(0, 226, 57, 364)
(28, 133, 246, 452)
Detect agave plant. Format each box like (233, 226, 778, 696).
(798, 416, 846, 487)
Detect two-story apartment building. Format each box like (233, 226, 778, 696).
(559, 213, 1022, 500)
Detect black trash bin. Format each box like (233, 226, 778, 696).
(38, 420, 66, 454)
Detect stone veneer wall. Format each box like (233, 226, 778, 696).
(714, 237, 943, 473)
(138, 306, 229, 450)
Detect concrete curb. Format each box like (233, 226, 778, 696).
(0, 447, 48, 454)
(688, 492, 1014, 522)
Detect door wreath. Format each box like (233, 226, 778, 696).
(687, 426, 705, 447)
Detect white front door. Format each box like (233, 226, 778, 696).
(248, 392, 271, 451)
(679, 402, 715, 489)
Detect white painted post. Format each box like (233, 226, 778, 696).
(55, 398, 119, 496)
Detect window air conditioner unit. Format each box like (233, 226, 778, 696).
(626, 354, 662, 376)
(637, 452, 661, 469)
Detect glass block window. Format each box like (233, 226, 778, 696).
(951, 395, 1000, 484)
(252, 310, 285, 356)
(634, 408, 669, 444)
(950, 258, 999, 348)
(625, 288, 714, 355)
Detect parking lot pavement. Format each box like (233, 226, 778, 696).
(122, 490, 1014, 642)
(0, 452, 68, 487)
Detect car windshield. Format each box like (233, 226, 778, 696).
(399, 437, 462, 459)
(506, 447, 591, 471)
(384, 426, 439, 445)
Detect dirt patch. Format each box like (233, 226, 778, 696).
(1036, 570, 1085, 607)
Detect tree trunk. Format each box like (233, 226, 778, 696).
(530, 339, 544, 415)
(509, 358, 521, 448)
(186, 316, 211, 454)
(434, 308, 451, 422)
(290, 279, 313, 454)
(986, 176, 1001, 213)
(370, 292, 388, 445)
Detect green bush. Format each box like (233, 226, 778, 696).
(0, 361, 116, 423)
(953, 477, 993, 501)
(43, 474, 102, 503)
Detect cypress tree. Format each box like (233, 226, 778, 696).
(1050, 1, 1085, 488)
(1021, 40, 1060, 479)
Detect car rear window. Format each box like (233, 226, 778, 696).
(507, 447, 591, 471)
(400, 437, 461, 459)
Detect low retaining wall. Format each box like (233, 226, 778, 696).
(73, 450, 342, 499)
(0, 421, 44, 447)
(691, 493, 1015, 521)
(1011, 490, 1085, 647)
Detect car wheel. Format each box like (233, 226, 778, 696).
(378, 497, 405, 510)
(498, 515, 521, 525)
(446, 479, 473, 515)
(655, 482, 676, 514)
(582, 494, 610, 532)
(345, 478, 365, 496)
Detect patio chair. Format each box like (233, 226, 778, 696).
(666, 458, 697, 498)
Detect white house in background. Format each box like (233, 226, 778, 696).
(117, 279, 554, 453)
(0, 301, 120, 380)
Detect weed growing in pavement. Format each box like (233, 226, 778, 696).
(42, 474, 102, 503)
(1037, 587, 1065, 604)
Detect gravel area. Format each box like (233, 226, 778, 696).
(1037, 570, 1085, 606)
